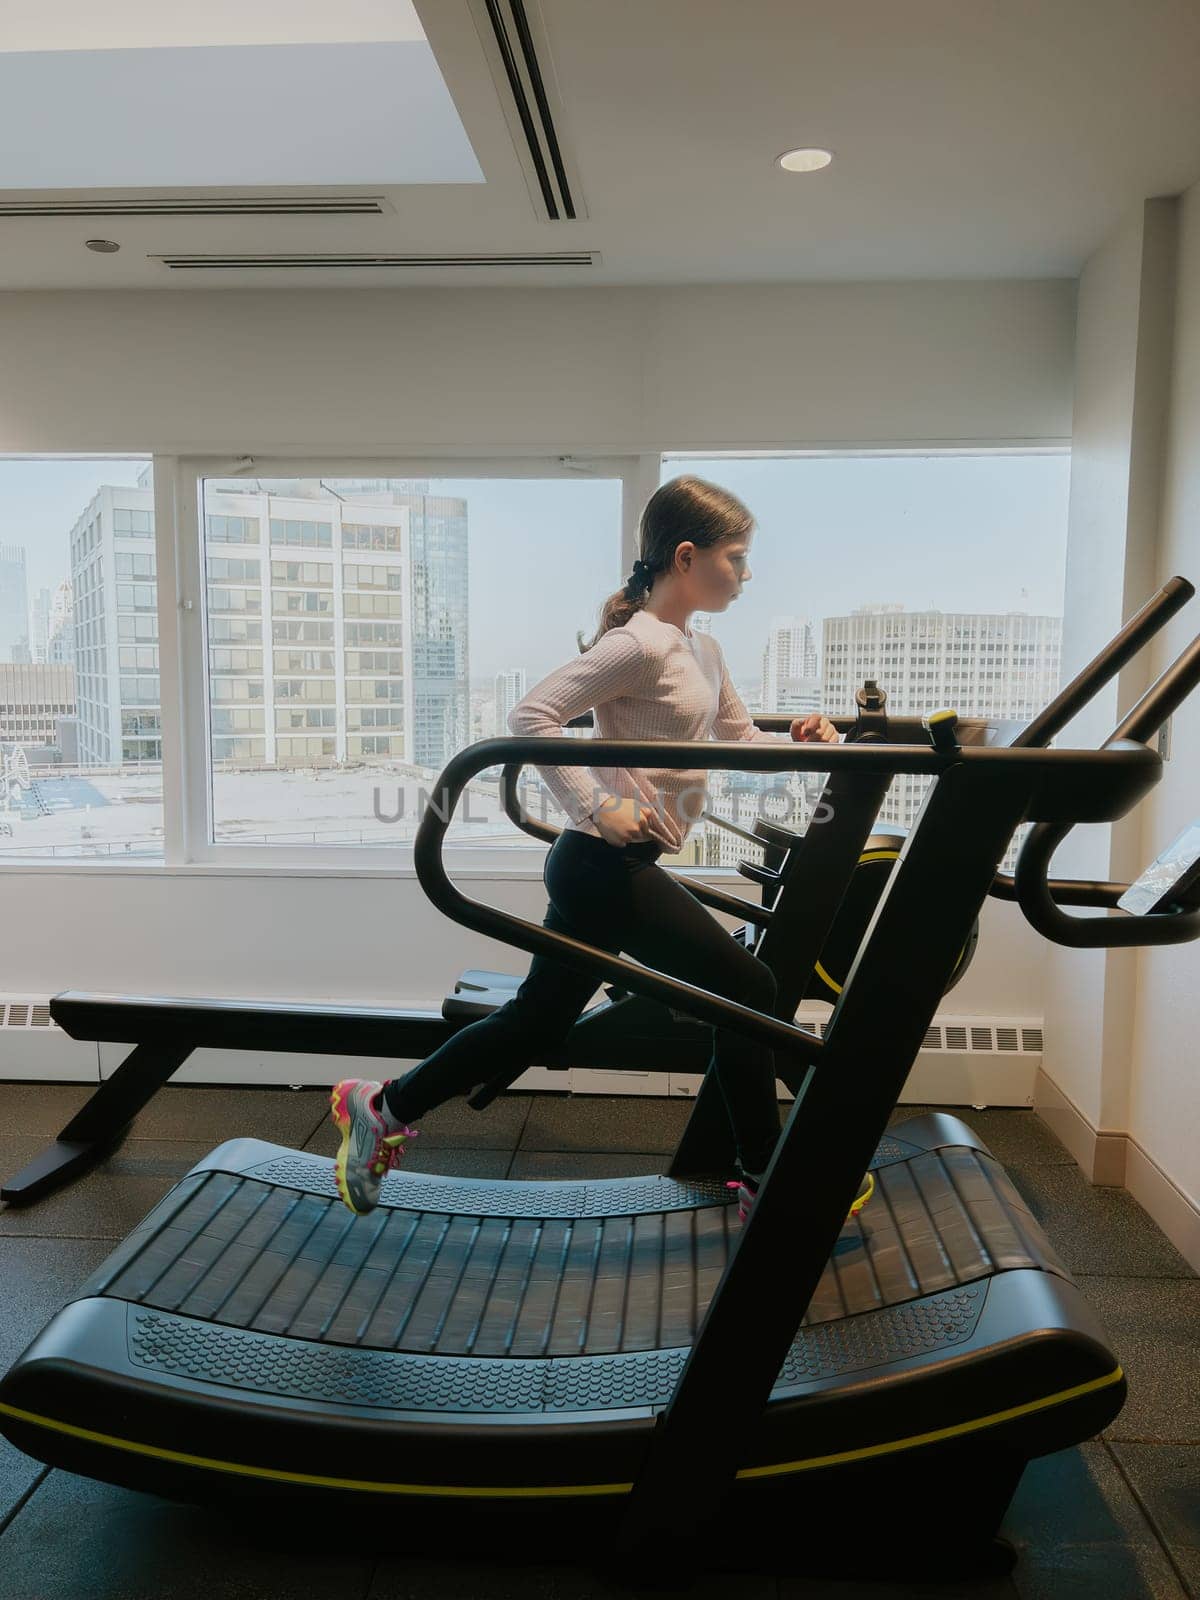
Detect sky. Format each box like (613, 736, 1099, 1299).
(1, 456, 149, 596)
(445, 452, 1071, 680)
(0, 452, 1070, 683)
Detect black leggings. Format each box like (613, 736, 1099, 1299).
(383, 828, 782, 1175)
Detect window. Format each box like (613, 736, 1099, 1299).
(0, 458, 163, 859)
(194, 472, 624, 854)
(660, 453, 1069, 868)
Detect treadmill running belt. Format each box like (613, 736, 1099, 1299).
(78, 1137, 1067, 1360)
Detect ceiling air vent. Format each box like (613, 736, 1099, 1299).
(0, 197, 392, 219)
(150, 251, 599, 272)
(471, 0, 584, 222)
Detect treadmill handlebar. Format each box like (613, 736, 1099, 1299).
(1012, 576, 1194, 750)
(1013, 621, 1200, 947)
(1015, 820, 1200, 947)
(417, 736, 1158, 1051)
(418, 739, 848, 1064)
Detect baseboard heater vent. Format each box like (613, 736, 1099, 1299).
(150, 251, 600, 272)
(812, 1016, 1043, 1054)
(0, 999, 56, 1028)
(0, 197, 392, 219)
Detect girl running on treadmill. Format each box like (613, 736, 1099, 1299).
(331, 475, 872, 1223)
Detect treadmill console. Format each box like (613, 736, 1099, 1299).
(1118, 818, 1200, 915)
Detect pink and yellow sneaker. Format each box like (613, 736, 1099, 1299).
(727, 1170, 875, 1226)
(330, 1078, 416, 1215)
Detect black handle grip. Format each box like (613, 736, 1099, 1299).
(1015, 819, 1200, 947)
(1012, 621, 1200, 946)
(1013, 575, 1194, 749)
(417, 736, 856, 1061)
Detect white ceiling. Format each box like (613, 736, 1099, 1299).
(0, 0, 1198, 290)
(0, 42, 482, 189)
(0, 1, 427, 50)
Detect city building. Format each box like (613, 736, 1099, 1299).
(493, 668, 528, 739)
(823, 605, 1062, 830)
(29, 586, 52, 663)
(0, 544, 30, 664)
(65, 475, 470, 773)
(46, 580, 74, 667)
(759, 615, 822, 716)
(0, 662, 76, 754)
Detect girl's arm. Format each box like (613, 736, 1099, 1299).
(507, 629, 652, 824)
(711, 647, 791, 743)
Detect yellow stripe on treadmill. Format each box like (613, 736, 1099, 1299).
(0, 1367, 1123, 1499)
(813, 850, 900, 997)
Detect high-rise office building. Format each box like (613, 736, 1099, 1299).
(822, 605, 1062, 828)
(0, 663, 76, 753)
(0, 544, 30, 664)
(66, 477, 471, 773)
(30, 587, 53, 663)
(761, 615, 821, 715)
(46, 581, 74, 667)
(66, 486, 157, 765)
(493, 668, 527, 737)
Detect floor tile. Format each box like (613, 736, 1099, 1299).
(947, 1107, 1074, 1167)
(0, 1082, 93, 1139)
(0, 1438, 44, 1531)
(399, 1145, 511, 1178)
(0, 1139, 216, 1240)
(1002, 1443, 1160, 1550)
(1010, 1541, 1187, 1598)
(0, 1471, 375, 1600)
(0, 1238, 111, 1523)
(507, 1150, 669, 1181)
(1006, 1165, 1195, 1278)
(124, 1084, 328, 1147)
(1110, 1443, 1200, 1549)
(0, 1237, 117, 1370)
(1075, 1277, 1200, 1442)
(1171, 1544, 1200, 1598)
(519, 1095, 692, 1154)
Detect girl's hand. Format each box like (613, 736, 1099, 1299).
(591, 796, 683, 851)
(789, 714, 840, 744)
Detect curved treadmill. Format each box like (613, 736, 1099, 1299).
(0, 1116, 1121, 1530)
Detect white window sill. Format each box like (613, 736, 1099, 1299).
(0, 857, 754, 885)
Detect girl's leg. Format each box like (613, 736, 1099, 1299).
(382, 832, 636, 1125)
(619, 858, 782, 1176)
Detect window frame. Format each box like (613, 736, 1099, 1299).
(168, 453, 654, 874)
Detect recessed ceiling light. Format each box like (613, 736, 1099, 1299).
(84, 238, 120, 253)
(777, 148, 833, 173)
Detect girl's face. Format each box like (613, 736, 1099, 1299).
(688, 533, 754, 612)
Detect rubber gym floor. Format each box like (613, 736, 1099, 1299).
(0, 1084, 1196, 1600)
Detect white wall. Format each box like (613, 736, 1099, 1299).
(1128, 180, 1200, 1217)
(0, 280, 1072, 1081)
(1039, 200, 1177, 1139)
(0, 282, 1074, 454)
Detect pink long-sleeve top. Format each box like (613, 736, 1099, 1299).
(506, 608, 791, 848)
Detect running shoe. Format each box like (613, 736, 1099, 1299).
(330, 1078, 416, 1215)
(727, 1169, 875, 1226)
